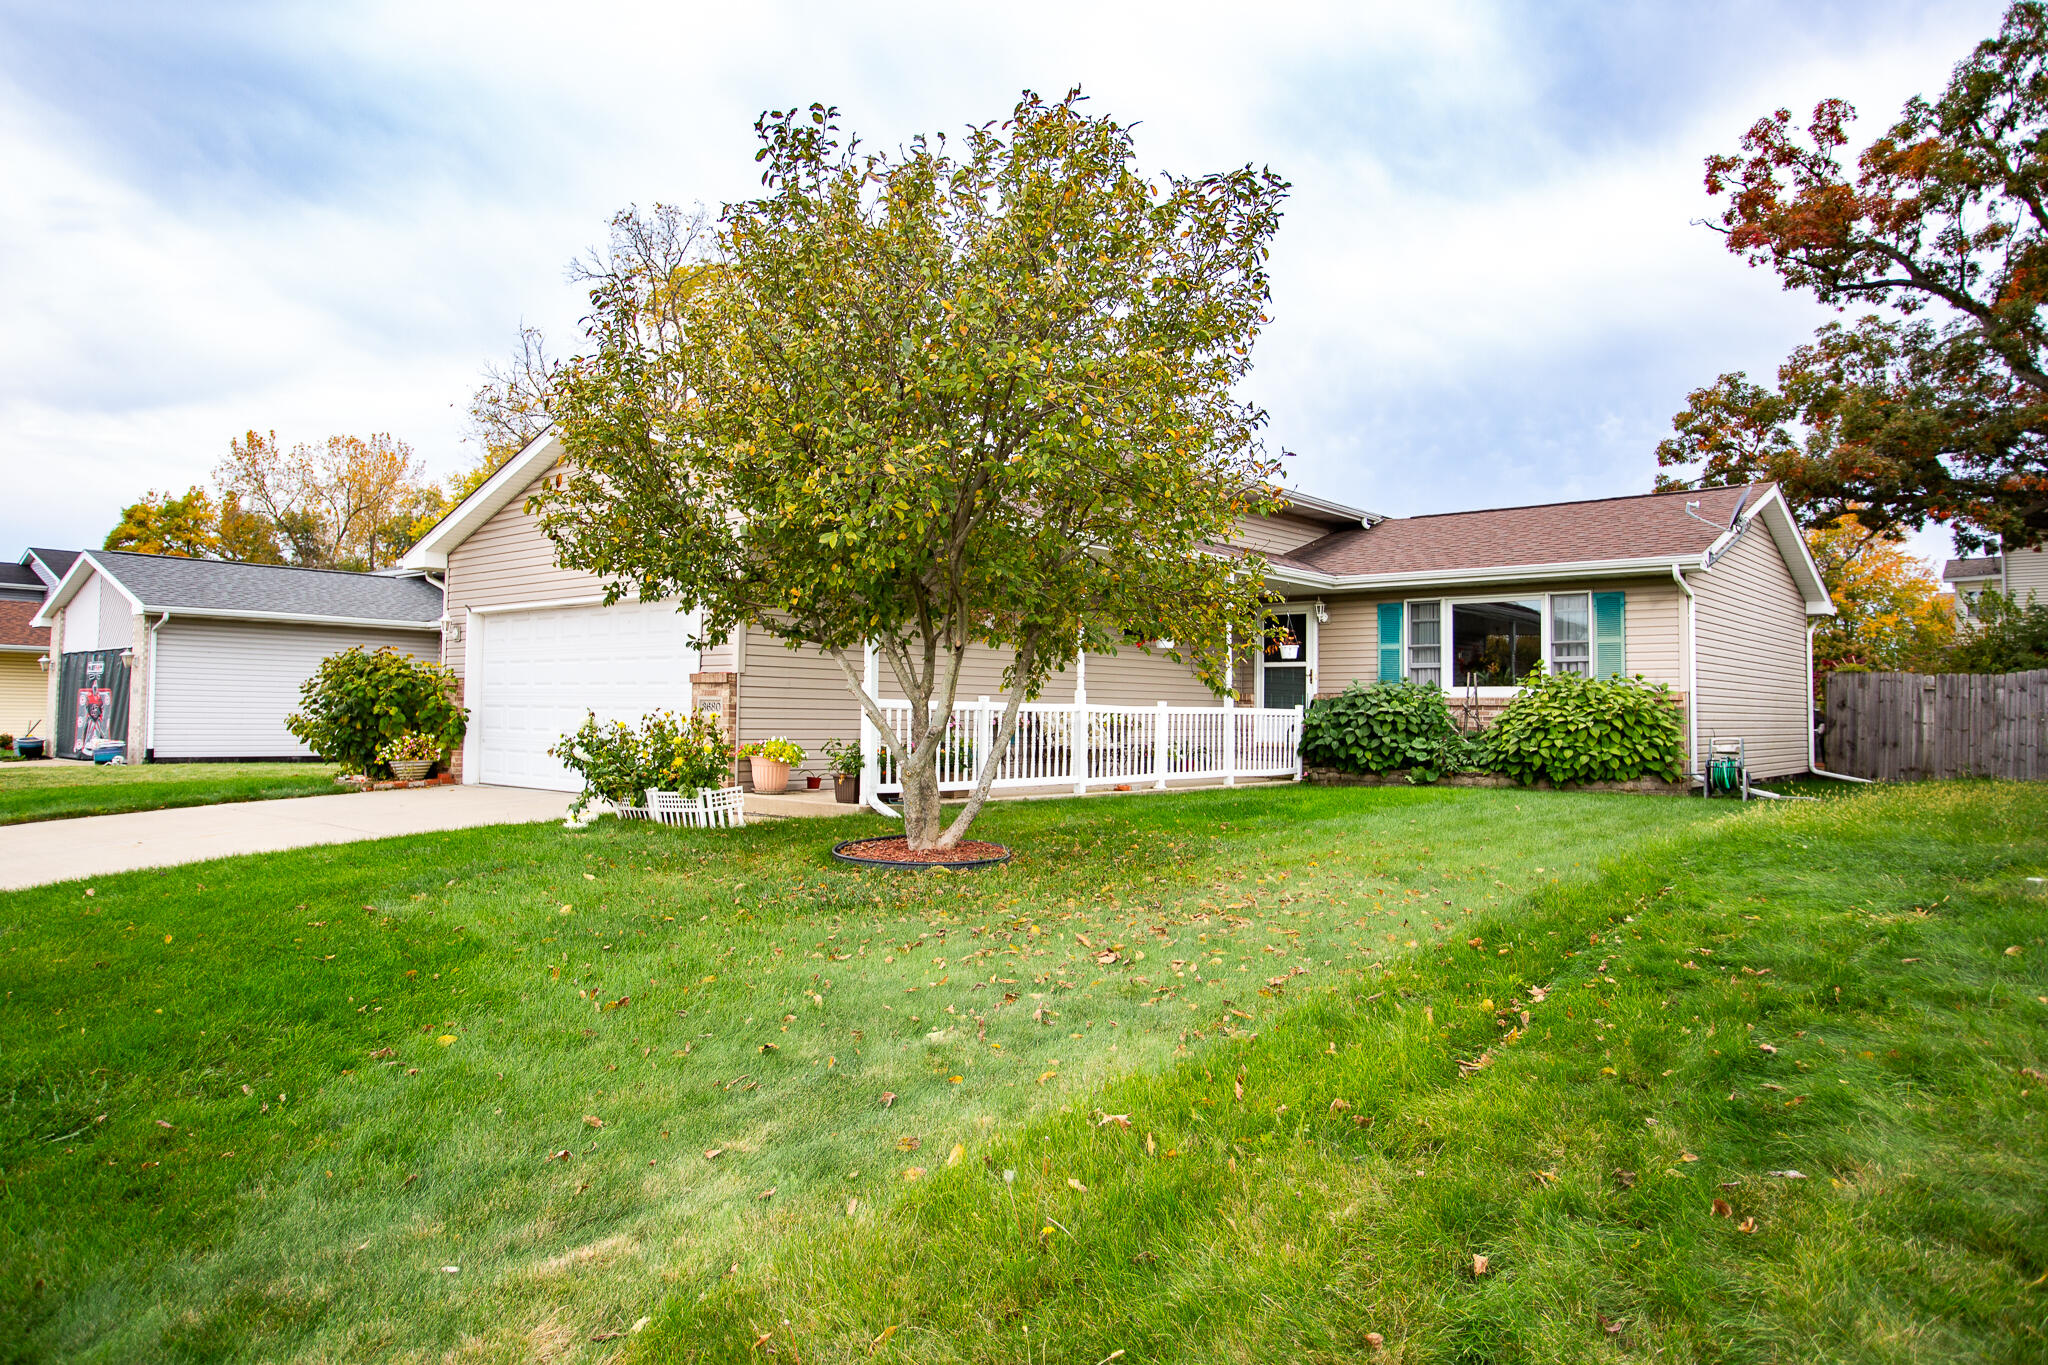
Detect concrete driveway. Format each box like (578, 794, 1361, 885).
(0, 785, 573, 892)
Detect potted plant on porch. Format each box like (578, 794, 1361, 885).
(739, 737, 805, 795)
(823, 738, 864, 804)
(379, 731, 442, 782)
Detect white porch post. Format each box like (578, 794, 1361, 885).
(1153, 700, 1169, 790)
(1293, 703, 1305, 781)
(1070, 647, 1088, 795)
(976, 695, 993, 789)
(1223, 692, 1237, 787)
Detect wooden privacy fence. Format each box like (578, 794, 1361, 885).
(1824, 669, 2048, 780)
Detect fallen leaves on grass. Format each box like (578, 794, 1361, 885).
(1613, 1169, 1637, 1188)
(897, 1136, 921, 1152)
(1764, 1169, 1807, 1179)
(1737, 1216, 1758, 1233)
(1712, 1199, 1733, 1218)
(1470, 1254, 1490, 1276)
(583, 1115, 604, 1129)
(880, 1091, 897, 1108)
(703, 1148, 723, 1161)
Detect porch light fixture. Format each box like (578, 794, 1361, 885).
(37, 654, 50, 672)
(119, 647, 136, 666)
(1312, 599, 1328, 624)
(443, 616, 463, 644)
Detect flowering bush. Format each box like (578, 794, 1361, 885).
(549, 709, 733, 813)
(287, 646, 466, 778)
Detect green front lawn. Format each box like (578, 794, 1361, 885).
(0, 761, 341, 825)
(1, 782, 2040, 1362)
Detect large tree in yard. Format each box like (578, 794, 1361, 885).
(532, 90, 1287, 849)
(1658, 2, 2048, 551)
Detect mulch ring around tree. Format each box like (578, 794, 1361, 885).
(831, 837, 1013, 871)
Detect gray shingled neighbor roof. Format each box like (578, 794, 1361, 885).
(28, 548, 79, 579)
(1942, 556, 2002, 582)
(90, 551, 442, 624)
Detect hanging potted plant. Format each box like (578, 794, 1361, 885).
(740, 737, 805, 795)
(1271, 624, 1301, 661)
(823, 738, 864, 804)
(379, 731, 443, 782)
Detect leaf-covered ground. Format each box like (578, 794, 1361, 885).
(0, 761, 340, 825)
(1, 781, 2040, 1362)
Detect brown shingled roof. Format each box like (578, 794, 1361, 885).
(1271, 484, 1766, 577)
(0, 599, 50, 649)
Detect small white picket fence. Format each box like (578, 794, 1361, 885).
(872, 698, 1303, 796)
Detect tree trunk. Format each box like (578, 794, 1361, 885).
(900, 759, 944, 848)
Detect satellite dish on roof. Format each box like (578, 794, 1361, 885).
(1727, 485, 1751, 528)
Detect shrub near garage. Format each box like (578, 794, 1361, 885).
(1484, 670, 1686, 785)
(284, 646, 466, 778)
(1299, 681, 1476, 778)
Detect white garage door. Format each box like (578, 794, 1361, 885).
(474, 600, 700, 790)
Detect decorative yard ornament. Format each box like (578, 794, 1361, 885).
(534, 89, 1288, 848)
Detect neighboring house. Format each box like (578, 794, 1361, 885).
(404, 433, 1832, 789)
(32, 551, 443, 761)
(0, 548, 77, 740)
(0, 600, 49, 738)
(1944, 548, 2048, 622)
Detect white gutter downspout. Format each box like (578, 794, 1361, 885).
(1805, 617, 1875, 783)
(1671, 563, 1697, 779)
(146, 610, 170, 760)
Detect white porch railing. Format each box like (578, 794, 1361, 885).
(873, 697, 1304, 796)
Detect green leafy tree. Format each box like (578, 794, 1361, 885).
(533, 91, 1288, 848)
(1945, 589, 2048, 670)
(103, 486, 219, 557)
(285, 646, 466, 778)
(1660, 2, 2048, 550)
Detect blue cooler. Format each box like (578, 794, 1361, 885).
(92, 742, 126, 765)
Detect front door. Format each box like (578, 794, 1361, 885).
(1260, 611, 1311, 711)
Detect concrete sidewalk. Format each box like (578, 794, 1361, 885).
(0, 784, 574, 891)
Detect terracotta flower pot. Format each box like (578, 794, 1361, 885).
(749, 756, 791, 795)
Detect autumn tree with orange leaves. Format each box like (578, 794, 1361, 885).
(1806, 519, 1954, 686)
(106, 431, 444, 570)
(1658, 2, 2048, 552)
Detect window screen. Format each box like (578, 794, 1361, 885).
(1550, 594, 1590, 675)
(1406, 600, 1441, 685)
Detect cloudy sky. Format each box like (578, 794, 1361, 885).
(0, 0, 2007, 567)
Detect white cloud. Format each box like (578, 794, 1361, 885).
(0, 0, 2013, 568)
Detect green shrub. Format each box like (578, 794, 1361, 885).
(550, 709, 733, 812)
(1942, 590, 2048, 672)
(285, 647, 466, 778)
(1483, 671, 1685, 786)
(1299, 682, 1464, 775)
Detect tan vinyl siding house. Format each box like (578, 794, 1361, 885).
(405, 430, 1832, 790)
(1691, 518, 1817, 780)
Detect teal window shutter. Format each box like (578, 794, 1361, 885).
(1592, 591, 1627, 677)
(1377, 602, 1404, 682)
